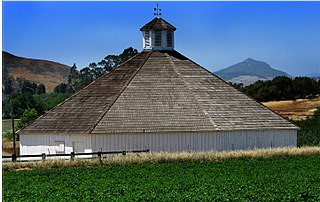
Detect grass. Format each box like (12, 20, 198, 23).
(2, 119, 19, 141)
(2, 119, 20, 155)
(2, 141, 20, 156)
(3, 146, 320, 171)
(3, 154, 320, 201)
(2, 119, 19, 132)
(262, 97, 320, 120)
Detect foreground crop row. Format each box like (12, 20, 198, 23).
(3, 155, 320, 201)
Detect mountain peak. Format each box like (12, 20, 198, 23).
(214, 58, 290, 86)
(244, 58, 255, 62)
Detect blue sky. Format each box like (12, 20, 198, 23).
(3, 1, 320, 76)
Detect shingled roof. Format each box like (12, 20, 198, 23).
(19, 50, 297, 135)
(140, 17, 177, 31)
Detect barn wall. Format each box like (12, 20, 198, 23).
(19, 129, 297, 159)
(91, 129, 297, 152)
(20, 134, 92, 159)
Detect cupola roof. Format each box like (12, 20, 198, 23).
(140, 17, 176, 31)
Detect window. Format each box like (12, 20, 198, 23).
(167, 31, 173, 47)
(144, 31, 150, 47)
(154, 30, 162, 47)
(55, 141, 65, 154)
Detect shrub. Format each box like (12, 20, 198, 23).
(17, 108, 38, 130)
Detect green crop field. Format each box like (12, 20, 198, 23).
(3, 155, 320, 201)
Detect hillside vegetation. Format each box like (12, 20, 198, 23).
(54, 47, 138, 93)
(2, 51, 70, 92)
(295, 108, 320, 146)
(3, 154, 320, 201)
(237, 76, 320, 102)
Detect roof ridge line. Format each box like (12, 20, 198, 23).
(18, 51, 147, 134)
(164, 52, 219, 130)
(89, 51, 153, 133)
(178, 52, 298, 129)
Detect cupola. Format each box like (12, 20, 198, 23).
(140, 7, 176, 50)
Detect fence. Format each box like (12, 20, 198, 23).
(2, 149, 150, 162)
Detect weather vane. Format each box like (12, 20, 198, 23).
(154, 3, 162, 17)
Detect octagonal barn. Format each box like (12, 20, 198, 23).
(19, 17, 298, 155)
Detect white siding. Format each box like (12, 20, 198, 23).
(20, 129, 297, 159)
(143, 30, 174, 50)
(143, 31, 151, 49)
(20, 134, 92, 160)
(91, 129, 297, 152)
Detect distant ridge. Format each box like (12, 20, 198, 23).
(215, 58, 290, 86)
(2, 51, 70, 92)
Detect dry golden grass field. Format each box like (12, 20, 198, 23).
(262, 97, 320, 120)
(3, 146, 320, 171)
(2, 141, 19, 156)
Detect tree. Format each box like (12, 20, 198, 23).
(64, 47, 139, 92)
(53, 83, 74, 94)
(17, 108, 39, 130)
(88, 62, 104, 80)
(118, 47, 138, 63)
(78, 67, 94, 90)
(266, 76, 294, 101)
(242, 76, 320, 102)
(2, 93, 45, 119)
(68, 63, 81, 87)
(293, 77, 320, 99)
(98, 47, 138, 72)
(229, 82, 243, 90)
(33, 93, 72, 112)
(2, 67, 15, 94)
(35, 84, 46, 94)
(16, 77, 37, 94)
(100, 55, 120, 72)
(295, 107, 320, 146)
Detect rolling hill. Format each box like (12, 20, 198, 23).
(215, 58, 290, 86)
(2, 51, 70, 92)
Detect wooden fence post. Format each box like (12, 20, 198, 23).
(71, 152, 75, 161)
(97, 151, 102, 164)
(41, 153, 46, 161)
(12, 153, 17, 162)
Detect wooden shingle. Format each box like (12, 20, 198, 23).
(19, 50, 297, 135)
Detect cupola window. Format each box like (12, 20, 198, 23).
(167, 31, 173, 47)
(154, 30, 162, 47)
(144, 31, 150, 48)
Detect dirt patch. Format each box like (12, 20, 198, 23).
(15, 167, 33, 171)
(262, 97, 320, 120)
